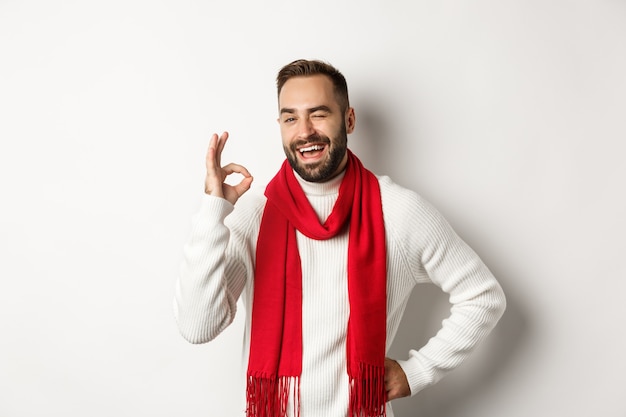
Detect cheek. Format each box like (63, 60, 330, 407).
(324, 122, 343, 138)
(312, 121, 331, 136)
(280, 127, 292, 147)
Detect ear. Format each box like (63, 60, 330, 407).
(345, 107, 356, 134)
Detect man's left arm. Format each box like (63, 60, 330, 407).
(383, 186, 506, 398)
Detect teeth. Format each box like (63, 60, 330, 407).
(299, 145, 324, 153)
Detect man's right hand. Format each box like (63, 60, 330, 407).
(205, 131, 253, 205)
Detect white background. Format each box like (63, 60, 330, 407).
(1, 1, 625, 416)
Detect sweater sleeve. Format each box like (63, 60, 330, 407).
(384, 182, 506, 396)
(173, 194, 254, 344)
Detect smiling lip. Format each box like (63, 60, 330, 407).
(296, 143, 327, 161)
(298, 144, 325, 153)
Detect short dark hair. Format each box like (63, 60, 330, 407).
(276, 59, 350, 111)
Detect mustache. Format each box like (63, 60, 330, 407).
(290, 134, 331, 150)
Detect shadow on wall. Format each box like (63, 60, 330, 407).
(388, 283, 527, 417)
(348, 93, 396, 179)
(352, 97, 529, 417)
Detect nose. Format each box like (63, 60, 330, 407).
(296, 118, 315, 139)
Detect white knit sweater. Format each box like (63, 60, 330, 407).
(174, 172, 506, 417)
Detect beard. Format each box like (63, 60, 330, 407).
(284, 125, 348, 183)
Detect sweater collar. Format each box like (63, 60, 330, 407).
(293, 170, 346, 196)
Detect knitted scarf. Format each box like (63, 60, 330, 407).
(247, 150, 387, 417)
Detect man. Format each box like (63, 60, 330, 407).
(174, 59, 506, 417)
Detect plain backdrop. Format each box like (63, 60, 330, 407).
(1, 1, 625, 416)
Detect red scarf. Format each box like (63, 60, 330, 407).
(247, 151, 387, 417)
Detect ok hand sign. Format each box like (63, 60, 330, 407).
(204, 132, 253, 205)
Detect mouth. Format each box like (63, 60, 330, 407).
(296, 143, 327, 161)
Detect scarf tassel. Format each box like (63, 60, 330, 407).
(349, 362, 387, 417)
(246, 374, 300, 417)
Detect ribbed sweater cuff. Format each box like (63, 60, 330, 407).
(198, 194, 234, 220)
(396, 356, 433, 396)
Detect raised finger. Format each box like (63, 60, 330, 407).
(205, 133, 220, 173)
(215, 131, 229, 167)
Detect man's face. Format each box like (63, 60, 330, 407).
(278, 75, 355, 182)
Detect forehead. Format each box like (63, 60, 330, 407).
(278, 75, 339, 109)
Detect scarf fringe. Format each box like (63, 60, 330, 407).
(246, 374, 300, 417)
(349, 362, 387, 417)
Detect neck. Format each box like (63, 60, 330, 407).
(294, 169, 346, 196)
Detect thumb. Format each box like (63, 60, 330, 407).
(235, 176, 254, 196)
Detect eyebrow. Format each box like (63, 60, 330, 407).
(279, 105, 333, 115)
